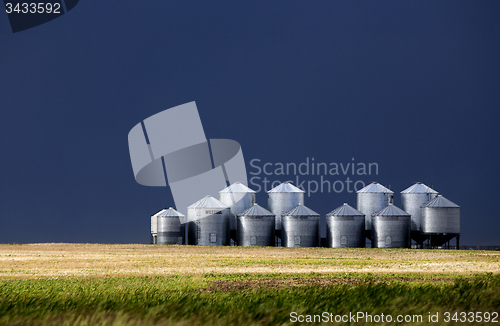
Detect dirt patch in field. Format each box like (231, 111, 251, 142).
(203, 276, 456, 292)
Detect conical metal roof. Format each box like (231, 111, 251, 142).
(219, 182, 256, 193)
(238, 203, 274, 217)
(157, 207, 185, 217)
(373, 204, 410, 217)
(267, 182, 305, 193)
(422, 195, 459, 208)
(326, 203, 364, 217)
(401, 182, 438, 194)
(357, 182, 394, 194)
(284, 204, 320, 217)
(187, 195, 228, 209)
(152, 208, 167, 217)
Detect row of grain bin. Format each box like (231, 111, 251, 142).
(219, 181, 321, 248)
(149, 181, 460, 249)
(149, 181, 321, 247)
(229, 181, 320, 247)
(355, 182, 460, 248)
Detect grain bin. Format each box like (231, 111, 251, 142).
(150, 208, 167, 244)
(325, 203, 365, 248)
(401, 182, 438, 235)
(281, 204, 320, 247)
(157, 207, 185, 245)
(357, 182, 394, 237)
(371, 204, 411, 248)
(237, 204, 275, 247)
(267, 182, 305, 235)
(187, 195, 230, 246)
(219, 182, 256, 241)
(421, 195, 460, 235)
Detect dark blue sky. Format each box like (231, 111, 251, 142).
(1, 1, 499, 245)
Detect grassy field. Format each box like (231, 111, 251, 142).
(0, 244, 499, 325)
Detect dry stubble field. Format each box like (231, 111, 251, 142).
(0, 243, 499, 278)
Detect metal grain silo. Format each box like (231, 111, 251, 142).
(150, 208, 167, 244)
(237, 204, 275, 247)
(325, 203, 365, 248)
(219, 182, 256, 242)
(267, 182, 305, 236)
(281, 204, 320, 248)
(421, 195, 460, 235)
(357, 182, 394, 238)
(400, 182, 439, 244)
(157, 207, 185, 245)
(187, 195, 230, 246)
(372, 204, 411, 248)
